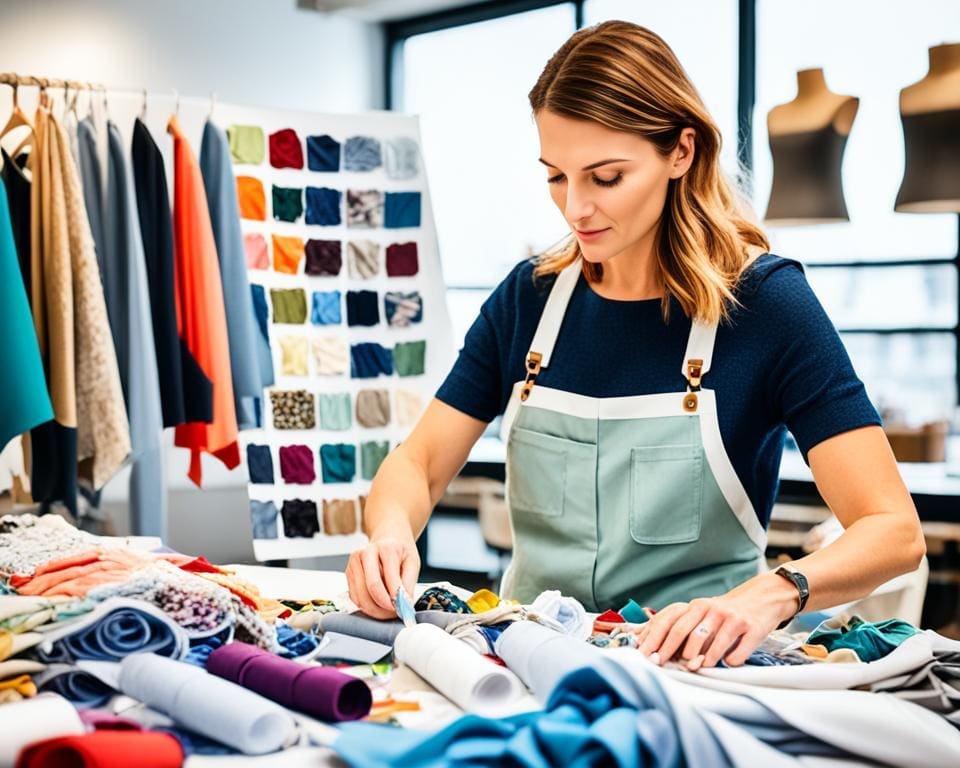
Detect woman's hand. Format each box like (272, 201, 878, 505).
(636, 570, 798, 669)
(346, 535, 421, 620)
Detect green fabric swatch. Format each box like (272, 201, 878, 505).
(393, 340, 426, 377)
(227, 124, 265, 164)
(319, 393, 352, 431)
(270, 288, 307, 324)
(272, 185, 304, 223)
(361, 440, 390, 481)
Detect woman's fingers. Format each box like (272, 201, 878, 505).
(652, 601, 712, 663)
(637, 602, 689, 658)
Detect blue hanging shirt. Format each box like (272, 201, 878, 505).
(435, 253, 881, 528)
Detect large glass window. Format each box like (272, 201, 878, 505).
(400, 4, 578, 292)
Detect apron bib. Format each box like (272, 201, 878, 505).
(500, 259, 767, 612)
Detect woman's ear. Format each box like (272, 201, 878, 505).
(670, 127, 696, 179)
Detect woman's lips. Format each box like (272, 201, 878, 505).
(575, 227, 610, 242)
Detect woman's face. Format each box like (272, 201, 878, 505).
(535, 109, 694, 266)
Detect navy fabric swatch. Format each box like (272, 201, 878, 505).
(351, 343, 394, 379)
(305, 186, 342, 226)
(346, 290, 380, 327)
(435, 254, 881, 529)
(307, 135, 340, 172)
(246, 444, 274, 484)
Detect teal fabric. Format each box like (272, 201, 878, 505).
(0, 183, 53, 448)
(619, 600, 649, 625)
(320, 443, 356, 483)
(807, 615, 919, 662)
(320, 394, 352, 431)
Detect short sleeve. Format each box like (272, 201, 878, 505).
(758, 261, 881, 461)
(434, 302, 504, 423)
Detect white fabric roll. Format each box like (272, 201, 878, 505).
(119, 652, 296, 755)
(0, 693, 84, 768)
(394, 623, 523, 715)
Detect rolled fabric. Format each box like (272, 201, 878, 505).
(15, 731, 182, 768)
(34, 663, 115, 708)
(319, 610, 462, 646)
(207, 641, 371, 722)
(528, 589, 590, 639)
(36, 597, 187, 663)
(393, 623, 523, 714)
(495, 619, 600, 700)
(118, 652, 295, 755)
(0, 693, 83, 768)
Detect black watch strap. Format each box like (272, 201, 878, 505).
(774, 565, 809, 630)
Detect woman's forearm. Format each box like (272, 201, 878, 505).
(362, 445, 437, 543)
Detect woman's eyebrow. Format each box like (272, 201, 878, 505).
(538, 158, 629, 171)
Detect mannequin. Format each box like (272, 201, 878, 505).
(764, 69, 859, 226)
(895, 42, 960, 213)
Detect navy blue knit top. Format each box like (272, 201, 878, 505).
(435, 253, 880, 527)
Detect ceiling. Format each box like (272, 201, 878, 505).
(296, 0, 481, 23)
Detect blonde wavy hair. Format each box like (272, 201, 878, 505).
(530, 20, 770, 324)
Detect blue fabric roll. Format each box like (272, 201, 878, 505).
(350, 343, 394, 379)
(307, 135, 340, 172)
(35, 663, 116, 708)
(305, 186, 342, 226)
(384, 191, 421, 228)
(343, 136, 382, 172)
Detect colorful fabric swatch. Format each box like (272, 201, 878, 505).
(246, 444, 274, 484)
(346, 190, 383, 228)
(311, 291, 342, 325)
(356, 390, 390, 428)
(227, 125, 266, 165)
(385, 137, 420, 180)
(313, 337, 349, 376)
(270, 390, 315, 430)
(236, 176, 266, 220)
(385, 242, 418, 276)
(269, 128, 304, 169)
(307, 135, 340, 172)
(347, 240, 380, 279)
(394, 389, 423, 427)
(244, 233, 269, 270)
(280, 444, 316, 484)
(361, 441, 390, 481)
(272, 235, 305, 275)
(270, 287, 307, 323)
(344, 136, 382, 171)
(323, 498, 359, 535)
(384, 191, 421, 228)
(272, 185, 303, 223)
(384, 291, 422, 327)
(320, 443, 356, 483)
(250, 500, 279, 539)
(305, 239, 342, 276)
(319, 393, 352, 431)
(305, 186, 342, 226)
(393, 340, 426, 377)
(281, 499, 319, 537)
(279, 335, 309, 376)
(346, 290, 379, 326)
(351, 343, 393, 379)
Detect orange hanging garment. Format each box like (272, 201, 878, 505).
(168, 116, 240, 485)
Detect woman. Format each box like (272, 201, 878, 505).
(346, 20, 925, 668)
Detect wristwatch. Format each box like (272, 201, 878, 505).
(774, 565, 809, 630)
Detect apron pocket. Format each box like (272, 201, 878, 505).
(507, 428, 574, 517)
(629, 444, 703, 544)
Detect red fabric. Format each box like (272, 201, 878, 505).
(174, 555, 224, 574)
(596, 610, 624, 624)
(269, 128, 304, 169)
(16, 731, 183, 768)
(385, 242, 418, 276)
(167, 116, 240, 486)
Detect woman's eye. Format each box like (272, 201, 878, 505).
(593, 172, 623, 187)
(547, 173, 565, 184)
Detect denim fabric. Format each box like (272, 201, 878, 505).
(385, 242, 418, 276)
(384, 192, 421, 228)
(246, 444, 274, 484)
(346, 290, 379, 327)
(272, 185, 303, 223)
(355, 390, 390, 428)
(307, 134, 340, 172)
(269, 128, 304, 169)
(305, 186, 342, 226)
(393, 340, 426, 377)
(250, 500, 278, 539)
(281, 499, 320, 537)
(311, 291, 342, 325)
(346, 190, 383, 228)
(351, 343, 393, 379)
(384, 291, 422, 327)
(320, 443, 356, 483)
(343, 136, 382, 172)
(319, 393, 352, 431)
(305, 239, 342, 276)
(360, 441, 390, 481)
(385, 138, 420, 180)
(279, 444, 316, 484)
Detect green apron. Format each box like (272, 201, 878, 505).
(500, 259, 767, 612)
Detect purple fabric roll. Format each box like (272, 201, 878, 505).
(207, 641, 372, 722)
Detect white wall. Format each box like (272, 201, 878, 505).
(0, 0, 385, 564)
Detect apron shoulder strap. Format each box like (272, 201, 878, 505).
(527, 258, 581, 370)
(681, 319, 718, 392)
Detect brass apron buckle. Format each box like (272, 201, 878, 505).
(520, 352, 543, 401)
(683, 358, 703, 412)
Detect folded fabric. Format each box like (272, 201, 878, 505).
(0, 693, 84, 768)
(384, 191, 421, 228)
(235, 176, 265, 220)
(318, 611, 462, 647)
(207, 641, 371, 721)
(466, 590, 500, 614)
(323, 499, 358, 535)
(272, 185, 303, 223)
(394, 623, 523, 715)
(384, 291, 422, 327)
(347, 239, 380, 279)
(119, 652, 296, 755)
(307, 134, 340, 172)
(385, 242, 418, 276)
(34, 597, 188, 663)
(33, 663, 114, 708)
(9, 548, 153, 598)
(527, 590, 589, 639)
(269, 128, 304, 169)
(314, 631, 391, 665)
(344, 136, 382, 171)
(415, 587, 473, 614)
(351, 343, 393, 378)
(346, 189, 383, 228)
(305, 186, 342, 226)
(0, 629, 43, 660)
(227, 125, 265, 165)
(275, 623, 320, 660)
(385, 138, 420, 180)
(807, 614, 919, 663)
(311, 291, 342, 325)
(0, 673, 35, 698)
(305, 239, 342, 276)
